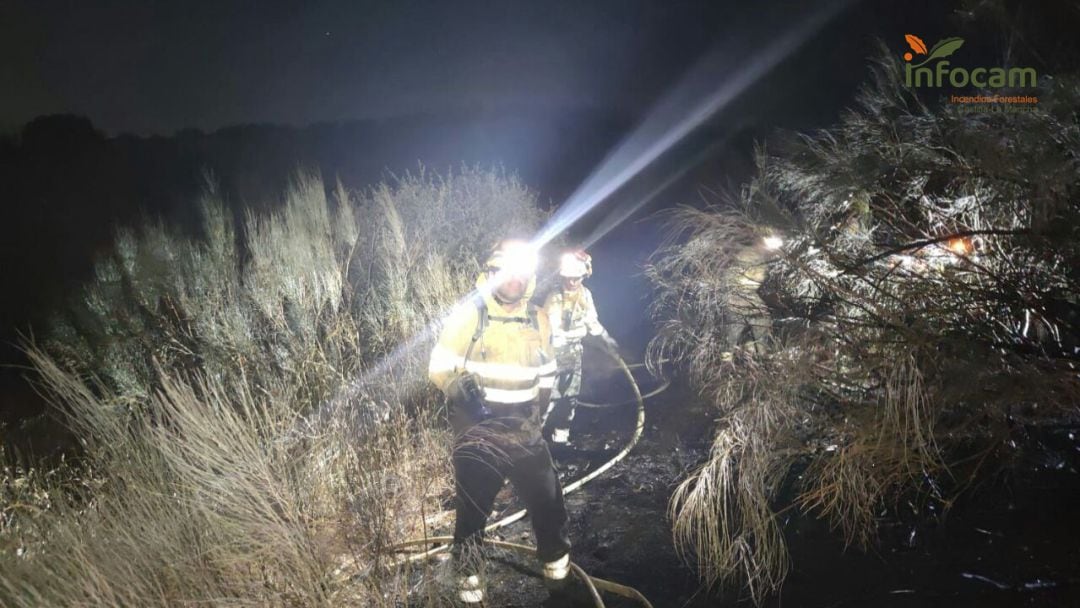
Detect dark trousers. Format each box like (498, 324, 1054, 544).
(452, 439, 571, 563)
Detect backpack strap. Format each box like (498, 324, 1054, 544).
(463, 294, 488, 365)
(527, 303, 540, 332)
(463, 296, 539, 365)
(559, 288, 581, 331)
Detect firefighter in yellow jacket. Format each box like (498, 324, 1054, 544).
(541, 249, 618, 445)
(428, 239, 571, 604)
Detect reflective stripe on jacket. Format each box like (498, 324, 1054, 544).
(429, 274, 557, 405)
(543, 286, 606, 349)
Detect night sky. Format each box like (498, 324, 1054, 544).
(1, 0, 733, 134)
(1, 0, 957, 136)
(0, 0, 1016, 420)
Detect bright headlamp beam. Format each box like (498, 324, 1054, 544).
(490, 241, 539, 277)
(533, 0, 849, 249)
(582, 137, 729, 249)
(309, 1, 851, 431)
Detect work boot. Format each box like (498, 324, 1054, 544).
(456, 573, 484, 604)
(451, 542, 487, 605)
(544, 552, 570, 583)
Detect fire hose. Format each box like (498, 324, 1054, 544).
(386, 347, 657, 607)
(577, 361, 670, 409)
(390, 536, 653, 608)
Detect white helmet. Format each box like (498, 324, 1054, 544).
(559, 250, 592, 278)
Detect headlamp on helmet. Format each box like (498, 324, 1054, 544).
(486, 239, 538, 277)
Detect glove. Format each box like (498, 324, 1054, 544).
(446, 372, 490, 421)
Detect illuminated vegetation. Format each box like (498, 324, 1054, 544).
(0, 167, 545, 606)
(648, 56, 1080, 600)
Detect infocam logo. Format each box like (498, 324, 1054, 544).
(901, 34, 1037, 89)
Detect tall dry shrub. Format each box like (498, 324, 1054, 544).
(0, 166, 545, 606)
(648, 53, 1080, 600)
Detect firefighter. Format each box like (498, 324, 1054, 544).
(428, 239, 572, 604)
(722, 233, 780, 361)
(541, 249, 618, 446)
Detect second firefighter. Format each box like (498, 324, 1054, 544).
(541, 249, 618, 446)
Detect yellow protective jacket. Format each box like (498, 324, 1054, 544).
(542, 286, 607, 350)
(429, 272, 557, 443)
(727, 245, 770, 315)
(731, 246, 768, 290)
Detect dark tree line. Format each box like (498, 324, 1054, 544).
(0, 108, 632, 431)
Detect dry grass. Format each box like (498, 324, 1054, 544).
(0, 166, 545, 606)
(649, 57, 1080, 600)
